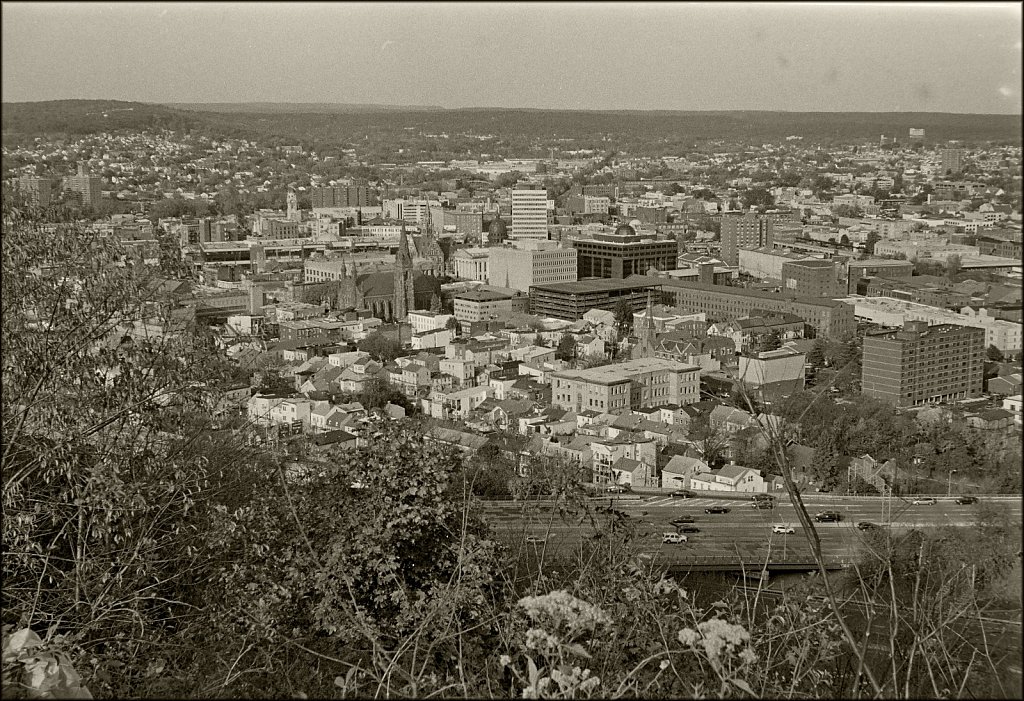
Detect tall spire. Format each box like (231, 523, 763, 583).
(394, 222, 413, 320)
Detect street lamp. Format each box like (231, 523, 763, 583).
(947, 469, 957, 497)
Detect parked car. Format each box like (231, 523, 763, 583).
(606, 484, 626, 493)
(814, 511, 842, 522)
(954, 495, 978, 505)
(676, 525, 700, 534)
(772, 525, 795, 534)
(856, 521, 880, 531)
(670, 516, 696, 526)
(705, 506, 730, 514)
(662, 532, 688, 544)
(670, 489, 696, 499)
(912, 497, 937, 506)
(525, 535, 546, 544)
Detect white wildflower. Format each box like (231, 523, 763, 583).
(659, 659, 670, 670)
(500, 654, 512, 667)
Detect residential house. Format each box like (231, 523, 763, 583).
(590, 435, 658, 486)
(1002, 394, 1022, 427)
(426, 385, 494, 419)
(609, 457, 657, 488)
(689, 464, 767, 493)
(966, 408, 1015, 431)
(661, 455, 710, 490)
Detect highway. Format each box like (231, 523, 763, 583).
(479, 493, 1023, 569)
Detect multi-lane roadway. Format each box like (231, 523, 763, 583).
(480, 493, 1023, 569)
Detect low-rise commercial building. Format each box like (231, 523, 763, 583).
(627, 275, 855, 340)
(550, 357, 700, 415)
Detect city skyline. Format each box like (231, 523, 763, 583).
(2, 1, 1021, 114)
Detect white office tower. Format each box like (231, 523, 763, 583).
(511, 187, 549, 240)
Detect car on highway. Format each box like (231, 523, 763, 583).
(772, 525, 795, 534)
(752, 493, 774, 501)
(814, 511, 842, 522)
(751, 500, 775, 510)
(670, 489, 696, 499)
(911, 497, 937, 506)
(525, 535, 546, 544)
(670, 516, 696, 526)
(676, 525, 700, 534)
(856, 521, 881, 531)
(704, 506, 731, 514)
(954, 495, 978, 505)
(662, 532, 688, 544)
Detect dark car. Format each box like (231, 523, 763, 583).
(670, 516, 696, 526)
(954, 495, 978, 505)
(670, 489, 696, 499)
(856, 521, 880, 531)
(751, 500, 775, 510)
(814, 511, 842, 523)
(676, 525, 700, 534)
(705, 506, 730, 514)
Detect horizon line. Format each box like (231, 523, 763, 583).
(2, 98, 1021, 117)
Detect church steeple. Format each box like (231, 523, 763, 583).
(640, 290, 657, 357)
(394, 223, 414, 320)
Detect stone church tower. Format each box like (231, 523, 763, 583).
(393, 224, 415, 320)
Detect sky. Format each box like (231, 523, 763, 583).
(2, 2, 1021, 113)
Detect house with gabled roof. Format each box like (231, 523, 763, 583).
(690, 464, 767, 493)
(709, 405, 757, 434)
(610, 456, 656, 488)
(661, 455, 710, 490)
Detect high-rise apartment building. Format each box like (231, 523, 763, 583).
(17, 176, 60, 207)
(311, 186, 371, 208)
(65, 164, 102, 209)
(861, 320, 985, 408)
(720, 213, 773, 267)
(488, 239, 578, 292)
(940, 148, 965, 176)
(511, 187, 549, 240)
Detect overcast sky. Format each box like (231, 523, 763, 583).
(2, 2, 1021, 113)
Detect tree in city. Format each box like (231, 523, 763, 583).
(613, 299, 634, 341)
(445, 315, 461, 336)
(688, 416, 730, 468)
(862, 231, 881, 258)
(985, 344, 1005, 362)
(945, 253, 962, 281)
(807, 337, 828, 370)
(740, 186, 774, 211)
(357, 329, 403, 364)
(555, 333, 577, 361)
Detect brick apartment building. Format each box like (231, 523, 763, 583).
(861, 320, 985, 407)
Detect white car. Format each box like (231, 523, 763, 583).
(912, 497, 937, 506)
(772, 525, 795, 534)
(525, 535, 546, 544)
(662, 532, 688, 544)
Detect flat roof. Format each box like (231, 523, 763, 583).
(552, 357, 700, 384)
(530, 278, 662, 294)
(624, 275, 850, 309)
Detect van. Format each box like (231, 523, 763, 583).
(662, 532, 688, 544)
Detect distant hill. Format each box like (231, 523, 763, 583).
(2, 100, 1020, 147)
(1, 99, 201, 136)
(165, 102, 445, 113)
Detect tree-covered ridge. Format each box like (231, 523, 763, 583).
(3, 100, 1021, 146)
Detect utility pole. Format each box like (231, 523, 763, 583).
(947, 469, 957, 497)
